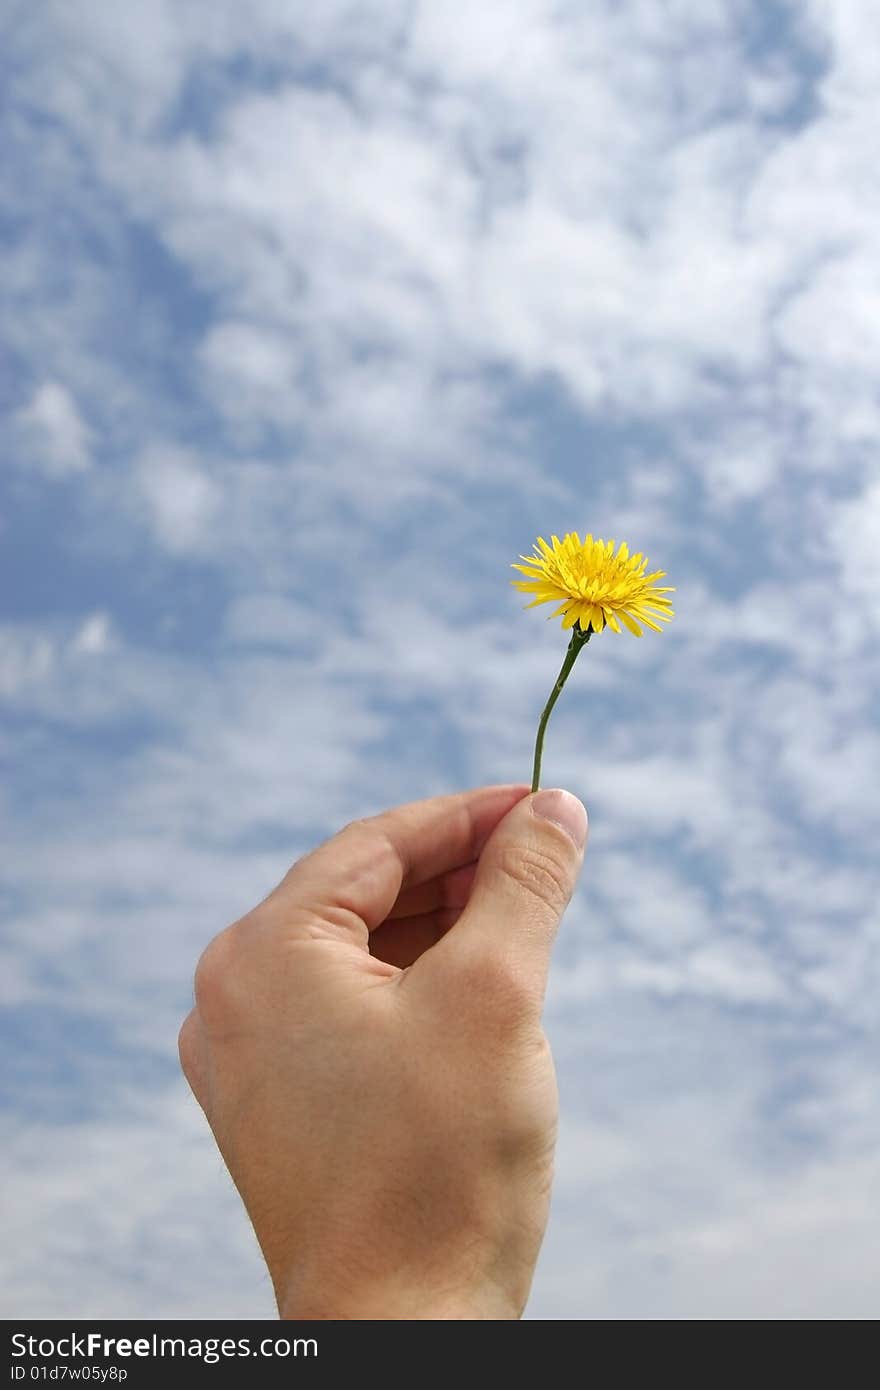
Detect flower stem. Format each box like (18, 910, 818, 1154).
(530, 626, 592, 793)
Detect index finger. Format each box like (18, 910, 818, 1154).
(272, 784, 531, 934)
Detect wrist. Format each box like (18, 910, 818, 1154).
(276, 1260, 524, 1321)
(280, 1288, 521, 1321)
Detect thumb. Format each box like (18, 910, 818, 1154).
(419, 787, 588, 1012)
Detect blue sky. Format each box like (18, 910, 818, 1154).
(2, 0, 879, 1318)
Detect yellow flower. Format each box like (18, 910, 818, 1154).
(511, 531, 675, 637)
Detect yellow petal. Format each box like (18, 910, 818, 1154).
(637, 613, 664, 632)
(619, 610, 643, 636)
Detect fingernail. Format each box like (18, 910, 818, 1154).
(531, 788, 588, 849)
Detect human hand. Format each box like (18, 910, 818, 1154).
(178, 783, 588, 1320)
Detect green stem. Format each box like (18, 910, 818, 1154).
(530, 626, 592, 793)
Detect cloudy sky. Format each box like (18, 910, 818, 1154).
(2, 0, 879, 1320)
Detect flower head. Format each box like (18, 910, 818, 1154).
(511, 531, 675, 636)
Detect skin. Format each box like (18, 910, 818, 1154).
(178, 782, 588, 1320)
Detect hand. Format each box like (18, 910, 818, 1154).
(178, 782, 588, 1320)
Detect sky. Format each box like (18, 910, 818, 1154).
(2, 0, 879, 1320)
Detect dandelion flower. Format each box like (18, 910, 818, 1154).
(511, 531, 675, 637)
(511, 532, 675, 790)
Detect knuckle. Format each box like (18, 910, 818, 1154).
(177, 1010, 209, 1108)
(177, 1010, 199, 1078)
(489, 961, 537, 1019)
(192, 924, 241, 1020)
(342, 816, 397, 862)
(496, 842, 572, 914)
(341, 814, 379, 841)
(340, 815, 369, 838)
(456, 946, 537, 1021)
(494, 1098, 557, 1172)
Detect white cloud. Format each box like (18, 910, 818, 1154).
(830, 476, 880, 623)
(134, 445, 221, 552)
(224, 593, 316, 647)
(776, 253, 880, 376)
(12, 381, 93, 475)
(71, 611, 113, 654)
(0, 626, 55, 697)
